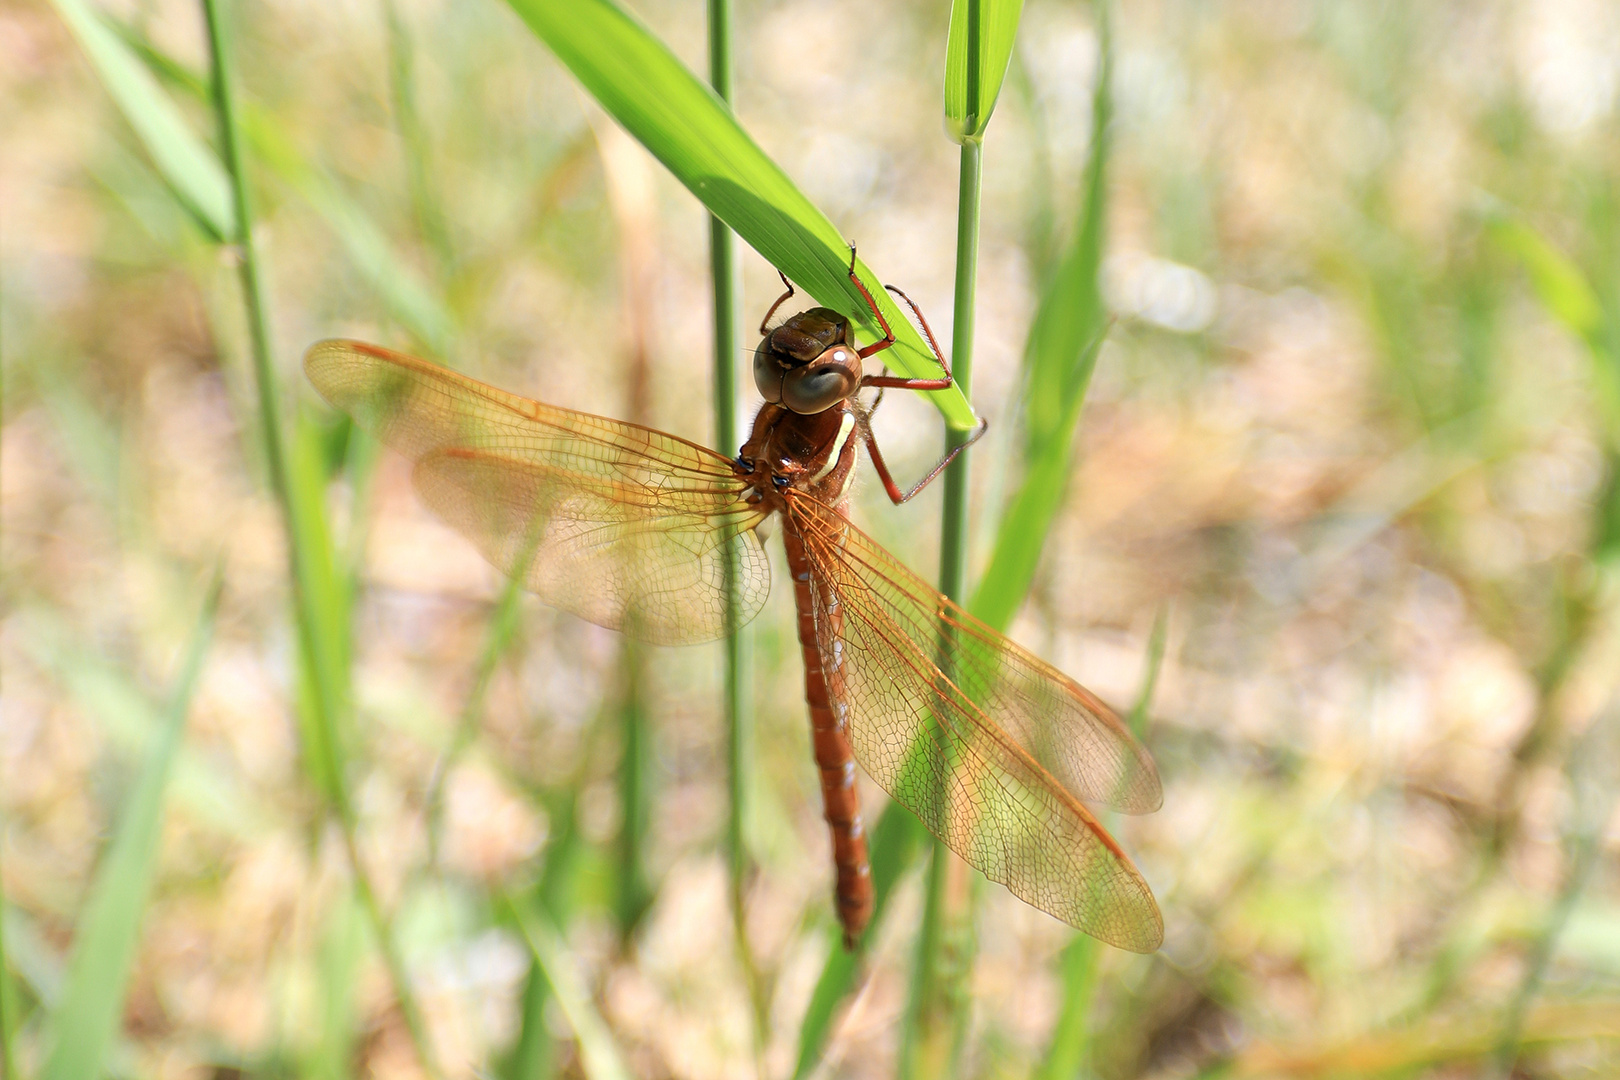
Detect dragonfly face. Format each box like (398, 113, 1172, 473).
(752, 306, 863, 415)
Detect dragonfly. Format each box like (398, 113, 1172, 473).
(304, 252, 1164, 953)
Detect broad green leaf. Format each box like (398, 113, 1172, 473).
(507, 896, 631, 1080)
(503, 0, 977, 432)
(944, 0, 1027, 143)
(50, 0, 233, 240)
(41, 575, 221, 1080)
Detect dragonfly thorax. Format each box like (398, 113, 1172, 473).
(754, 307, 863, 415)
(736, 401, 860, 509)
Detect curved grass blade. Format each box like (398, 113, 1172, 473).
(253, 120, 458, 358)
(944, 0, 1027, 144)
(69, 6, 457, 358)
(505, 894, 632, 1080)
(791, 805, 927, 1080)
(49, 0, 232, 241)
(1488, 216, 1620, 437)
(41, 573, 222, 1080)
(502, 0, 976, 432)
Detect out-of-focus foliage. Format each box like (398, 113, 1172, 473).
(6, 0, 1620, 1078)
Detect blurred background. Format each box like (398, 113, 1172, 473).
(5, 0, 1620, 1076)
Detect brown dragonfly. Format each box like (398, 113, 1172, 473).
(304, 255, 1163, 953)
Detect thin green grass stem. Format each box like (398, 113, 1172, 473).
(1488, 706, 1620, 1078)
(707, 0, 766, 1061)
(0, 305, 10, 1080)
(615, 639, 653, 942)
(199, 3, 440, 1075)
(900, 136, 982, 1080)
(0, 901, 13, 1080)
(422, 545, 534, 866)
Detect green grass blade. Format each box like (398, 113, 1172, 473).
(799, 13, 1109, 1077)
(100, 15, 458, 359)
(505, 895, 632, 1080)
(381, 0, 454, 275)
(969, 2, 1112, 631)
(792, 805, 927, 1080)
(20, 617, 270, 840)
(503, 964, 555, 1080)
(502, 0, 975, 431)
(1489, 216, 1620, 435)
(898, 139, 986, 1080)
(249, 121, 458, 357)
(944, 0, 1026, 144)
(1488, 218, 1604, 345)
(287, 411, 353, 802)
(41, 573, 222, 1080)
(0, 913, 14, 1080)
(310, 886, 365, 1080)
(702, 0, 766, 1057)
(967, 333, 1102, 630)
(613, 642, 654, 942)
(1034, 935, 1102, 1080)
(49, 0, 232, 241)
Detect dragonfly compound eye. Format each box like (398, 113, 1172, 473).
(753, 340, 784, 403)
(782, 351, 859, 414)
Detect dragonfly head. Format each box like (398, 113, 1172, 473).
(754, 307, 862, 415)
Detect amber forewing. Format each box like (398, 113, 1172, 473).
(304, 340, 770, 645)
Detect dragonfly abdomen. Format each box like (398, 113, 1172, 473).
(782, 520, 872, 948)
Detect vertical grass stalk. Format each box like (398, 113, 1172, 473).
(199, 2, 440, 1075)
(0, 299, 12, 1080)
(899, 136, 982, 1080)
(708, 0, 766, 1057)
(1489, 705, 1620, 1078)
(0, 903, 12, 1080)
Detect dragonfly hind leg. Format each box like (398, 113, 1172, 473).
(856, 404, 989, 505)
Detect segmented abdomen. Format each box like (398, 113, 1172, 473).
(781, 516, 872, 947)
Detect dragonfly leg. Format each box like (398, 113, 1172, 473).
(846, 245, 901, 362)
(863, 373, 887, 418)
(858, 282, 956, 391)
(857, 405, 989, 505)
(758, 270, 796, 336)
